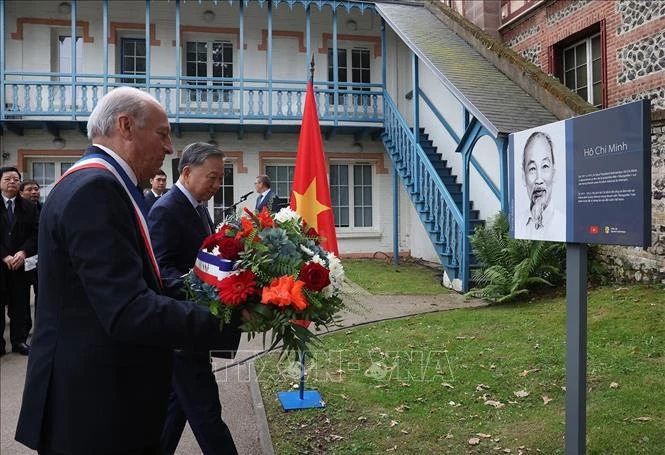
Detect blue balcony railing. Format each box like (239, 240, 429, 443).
(1, 72, 383, 124)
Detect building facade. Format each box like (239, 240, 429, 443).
(5, 0, 649, 289)
(448, 0, 665, 283)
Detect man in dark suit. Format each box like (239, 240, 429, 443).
(15, 87, 240, 455)
(144, 169, 167, 210)
(1, 167, 38, 356)
(19, 179, 42, 333)
(254, 174, 277, 212)
(148, 142, 241, 455)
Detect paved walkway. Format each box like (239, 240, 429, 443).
(1, 283, 485, 454)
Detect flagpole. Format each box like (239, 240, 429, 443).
(277, 53, 325, 411)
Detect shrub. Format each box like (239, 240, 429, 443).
(467, 212, 565, 303)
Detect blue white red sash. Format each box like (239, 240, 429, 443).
(57, 155, 162, 283)
(193, 250, 235, 286)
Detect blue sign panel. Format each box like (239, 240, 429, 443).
(509, 100, 651, 247)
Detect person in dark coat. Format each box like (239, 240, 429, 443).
(15, 87, 239, 455)
(19, 179, 42, 333)
(254, 174, 278, 213)
(1, 167, 38, 356)
(144, 169, 167, 210)
(148, 142, 241, 455)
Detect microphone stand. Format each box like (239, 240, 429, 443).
(223, 191, 253, 218)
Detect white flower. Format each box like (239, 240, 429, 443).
(326, 252, 345, 290)
(300, 244, 315, 256)
(274, 207, 300, 223)
(311, 254, 325, 266)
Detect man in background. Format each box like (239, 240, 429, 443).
(148, 142, 241, 455)
(254, 174, 277, 213)
(19, 179, 42, 333)
(1, 167, 38, 356)
(145, 169, 168, 210)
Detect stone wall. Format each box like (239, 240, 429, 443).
(497, 0, 665, 284)
(598, 119, 665, 284)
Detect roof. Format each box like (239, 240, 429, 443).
(375, 2, 558, 136)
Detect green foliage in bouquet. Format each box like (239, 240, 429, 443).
(467, 212, 565, 303)
(184, 206, 346, 359)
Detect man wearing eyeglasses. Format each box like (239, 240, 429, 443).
(1, 166, 38, 356)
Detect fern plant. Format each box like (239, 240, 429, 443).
(467, 212, 565, 303)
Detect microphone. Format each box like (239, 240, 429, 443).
(239, 191, 254, 201)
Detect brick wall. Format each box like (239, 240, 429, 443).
(497, 0, 665, 283)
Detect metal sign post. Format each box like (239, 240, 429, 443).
(565, 243, 588, 454)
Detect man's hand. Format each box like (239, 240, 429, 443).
(2, 255, 13, 270)
(8, 251, 26, 270)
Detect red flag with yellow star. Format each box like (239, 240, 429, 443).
(290, 81, 339, 256)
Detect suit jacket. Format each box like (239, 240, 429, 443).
(15, 148, 240, 454)
(255, 189, 277, 212)
(147, 185, 241, 357)
(144, 190, 160, 211)
(1, 196, 38, 262)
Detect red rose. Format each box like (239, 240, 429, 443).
(218, 270, 257, 306)
(218, 237, 243, 260)
(299, 262, 331, 291)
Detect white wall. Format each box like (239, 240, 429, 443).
(469, 135, 502, 220)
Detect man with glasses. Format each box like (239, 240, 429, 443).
(1, 166, 38, 356)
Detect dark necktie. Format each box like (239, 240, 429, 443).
(6, 199, 14, 226)
(256, 195, 263, 210)
(197, 204, 212, 235)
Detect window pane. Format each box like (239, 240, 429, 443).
(564, 70, 575, 90)
(564, 48, 575, 71)
(592, 58, 601, 83)
(591, 35, 600, 60)
(592, 82, 602, 106)
(577, 87, 587, 100)
(575, 44, 585, 67)
(576, 65, 587, 88)
(43, 163, 56, 185)
(213, 163, 234, 224)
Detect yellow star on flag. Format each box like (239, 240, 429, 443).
(293, 178, 330, 231)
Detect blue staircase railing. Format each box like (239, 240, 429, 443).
(382, 92, 466, 286)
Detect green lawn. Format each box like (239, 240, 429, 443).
(341, 259, 449, 295)
(257, 285, 665, 454)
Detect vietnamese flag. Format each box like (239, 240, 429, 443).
(290, 80, 339, 256)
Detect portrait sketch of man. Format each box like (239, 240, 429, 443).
(513, 122, 567, 242)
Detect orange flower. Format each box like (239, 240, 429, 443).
(257, 206, 274, 228)
(261, 275, 308, 311)
(235, 217, 255, 240)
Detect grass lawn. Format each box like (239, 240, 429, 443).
(341, 258, 449, 294)
(257, 282, 665, 454)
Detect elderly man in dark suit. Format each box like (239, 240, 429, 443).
(148, 142, 241, 455)
(1, 166, 38, 356)
(15, 87, 240, 455)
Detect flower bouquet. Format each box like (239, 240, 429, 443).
(184, 206, 346, 358)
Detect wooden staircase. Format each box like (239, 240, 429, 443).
(382, 94, 484, 290)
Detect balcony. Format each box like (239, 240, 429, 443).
(1, 73, 383, 127)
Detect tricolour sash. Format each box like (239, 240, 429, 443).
(193, 250, 235, 286)
(56, 155, 162, 284)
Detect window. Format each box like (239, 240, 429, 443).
(327, 47, 371, 106)
(265, 164, 295, 201)
(120, 38, 146, 85)
(330, 164, 372, 228)
(562, 34, 602, 108)
(185, 41, 233, 102)
(31, 160, 75, 201)
(51, 34, 83, 108)
(213, 163, 235, 224)
(57, 35, 83, 75)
